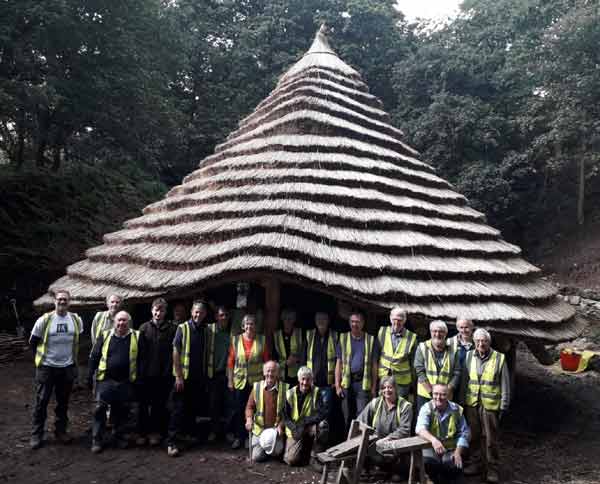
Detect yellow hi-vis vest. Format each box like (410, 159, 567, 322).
(97, 329, 139, 382)
(274, 328, 303, 379)
(340, 332, 374, 392)
(173, 321, 195, 380)
(429, 401, 463, 450)
(465, 349, 505, 411)
(371, 396, 412, 428)
(34, 311, 81, 367)
(252, 380, 289, 436)
(233, 335, 265, 390)
(377, 326, 417, 385)
(417, 341, 455, 399)
(306, 329, 337, 385)
(92, 311, 112, 344)
(285, 385, 320, 438)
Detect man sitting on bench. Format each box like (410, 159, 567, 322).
(416, 383, 470, 484)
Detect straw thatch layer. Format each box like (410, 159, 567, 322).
(34, 26, 580, 343)
(103, 215, 520, 255)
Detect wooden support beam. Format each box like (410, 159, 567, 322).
(263, 277, 280, 348)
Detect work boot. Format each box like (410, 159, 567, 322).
(29, 435, 43, 450)
(463, 463, 481, 476)
(486, 469, 500, 483)
(55, 432, 73, 444)
(231, 438, 242, 450)
(91, 440, 103, 454)
(135, 435, 148, 446)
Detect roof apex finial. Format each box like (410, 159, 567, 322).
(305, 23, 336, 57)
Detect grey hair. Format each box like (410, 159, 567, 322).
(456, 317, 473, 326)
(390, 306, 407, 319)
(106, 294, 123, 303)
(263, 360, 280, 372)
(114, 310, 131, 322)
(379, 376, 397, 393)
(191, 300, 207, 311)
(429, 320, 448, 333)
(297, 366, 313, 380)
(473, 328, 492, 342)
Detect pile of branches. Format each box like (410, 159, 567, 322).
(0, 333, 28, 366)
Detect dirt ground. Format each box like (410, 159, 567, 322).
(1, 341, 599, 484)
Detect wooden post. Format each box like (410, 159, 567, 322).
(263, 278, 280, 350)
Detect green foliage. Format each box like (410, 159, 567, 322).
(392, 0, 600, 249)
(0, 162, 166, 280)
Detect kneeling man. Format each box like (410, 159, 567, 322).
(283, 366, 328, 466)
(245, 361, 288, 461)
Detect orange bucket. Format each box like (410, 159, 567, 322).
(560, 350, 581, 371)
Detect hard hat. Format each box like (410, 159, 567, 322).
(259, 428, 278, 455)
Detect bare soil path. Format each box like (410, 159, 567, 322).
(1, 344, 599, 484)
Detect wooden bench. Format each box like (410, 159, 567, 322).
(317, 422, 432, 484)
(376, 436, 432, 484)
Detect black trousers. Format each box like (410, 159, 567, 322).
(138, 376, 173, 436)
(232, 384, 252, 440)
(93, 379, 134, 441)
(341, 381, 369, 432)
(32, 365, 76, 438)
(424, 452, 465, 484)
(208, 373, 232, 434)
(167, 379, 207, 445)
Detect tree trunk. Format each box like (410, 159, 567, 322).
(577, 156, 585, 226)
(51, 145, 61, 171)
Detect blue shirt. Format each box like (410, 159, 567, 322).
(415, 401, 470, 449)
(335, 334, 368, 374)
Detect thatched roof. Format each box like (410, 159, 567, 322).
(35, 26, 582, 342)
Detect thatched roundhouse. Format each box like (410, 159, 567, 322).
(35, 27, 583, 349)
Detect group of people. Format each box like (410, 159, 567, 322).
(29, 291, 510, 484)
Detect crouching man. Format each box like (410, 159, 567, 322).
(245, 360, 288, 461)
(283, 366, 328, 466)
(88, 311, 141, 453)
(416, 383, 470, 484)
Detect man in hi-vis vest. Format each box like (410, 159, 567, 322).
(29, 290, 83, 450)
(305, 312, 337, 423)
(416, 383, 470, 484)
(245, 360, 288, 461)
(414, 320, 461, 412)
(335, 311, 379, 431)
(374, 307, 417, 399)
(90, 294, 122, 347)
(205, 305, 233, 442)
(283, 366, 328, 466)
(87, 310, 140, 453)
(167, 300, 209, 457)
(273, 309, 305, 385)
(462, 329, 510, 484)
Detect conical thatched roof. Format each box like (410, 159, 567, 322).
(35, 27, 582, 342)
